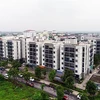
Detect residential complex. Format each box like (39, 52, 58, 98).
(0, 31, 100, 79)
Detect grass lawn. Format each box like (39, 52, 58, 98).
(0, 76, 48, 100)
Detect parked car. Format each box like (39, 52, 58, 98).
(4, 73, 9, 79)
(18, 74, 23, 78)
(26, 81, 34, 87)
(29, 77, 34, 82)
(63, 95, 69, 100)
(77, 94, 81, 100)
(0, 67, 5, 71)
(64, 90, 71, 95)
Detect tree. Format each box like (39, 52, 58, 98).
(23, 72, 31, 83)
(86, 81, 97, 95)
(11, 60, 21, 68)
(22, 67, 31, 82)
(65, 76, 74, 88)
(41, 83, 45, 90)
(94, 54, 100, 66)
(56, 85, 64, 100)
(48, 69, 56, 82)
(81, 94, 89, 100)
(42, 68, 46, 76)
(8, 67, 19, 83)
(62, 68, 73, 82)
(35, 66, 41, 78)
(0, 60, 8, 67)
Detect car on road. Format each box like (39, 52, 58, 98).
(0, 67, 5, 71)
(4, 73, 9, 79)
(64, 90, 71, 95)
(26, 81, 34, 87)
(29, 77, 34, 82)
(77, 94, 81, 100)
(18, 73, 23, 78)
(63, 95, 69, 100)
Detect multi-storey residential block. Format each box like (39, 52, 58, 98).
(60, 41, 94, 79)
(27, 40, 42, 66)
(6, 39, 21, 60)
(42, 41, 61, 70)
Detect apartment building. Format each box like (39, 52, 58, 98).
(0, 39, 6, 59)
(42, 41, 61, 70)
(27, 40, 42, 66)
(6, 39, 21, 60)
(60, 41, 94, 79)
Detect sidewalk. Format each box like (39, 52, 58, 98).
(75, 66, 100, 90)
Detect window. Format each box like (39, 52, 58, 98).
(82, 68, 84, 72)
(62, 57, 64, 60)
(43, 50, 44, 52)
(76, 60, 78, 62)
(76, 49, 78, 51)
(53, 56, 55, 58)
(53, 66, 55, 68)
(76, 54, 78, 57)
(43, 59, 44, 61)
(53, 61, 55, 63)
(76, 65, 78, 67)
(75, 70, 78, 73)
(82, 47, 85, 52)
(82, 63, 84, 67)
(62, 67, 63, 69)
(62, 52, 64, 55)
(62, 62, 63, 64)
(53, 51, 55, 53)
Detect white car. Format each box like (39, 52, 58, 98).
(4, 73, 9, 78)
(18, 74, 23, 78)
(30, 77, 34, 82)
(77, 94, 81, 100)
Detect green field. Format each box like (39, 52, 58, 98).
(0, 75, 49, 100)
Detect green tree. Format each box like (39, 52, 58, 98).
(42, 68, 46, 76)
(11, 60, 21, 68)
(65, 76, 74, 88)
(22, 67, 31, 82)
(35, 66, 41, 78)
(86, 81, 97, 95)
(41, 83, 45, 90)
(94, 54, 100, 66)
(8, 67, 19, 83)
(48, 69, 56, 82)
(0, 60, 8, 67)
(56, 85, 64, 100)
(81, 94, 89, 100)
(62, 68, 73, 82)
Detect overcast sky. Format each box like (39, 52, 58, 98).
(0, 0, 100, 32)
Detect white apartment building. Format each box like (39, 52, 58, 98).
(42, 41, 61, 70)
(6, 39, 21, 60)
(27, 40, 42, 66)
(60, 41, 94, 79)
(0, 38, 6, 59)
